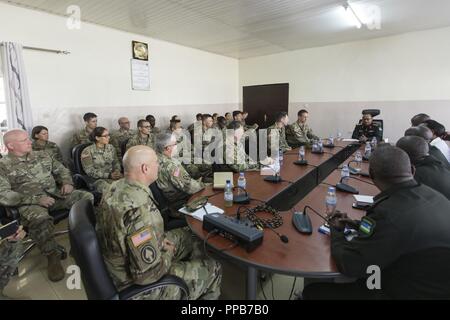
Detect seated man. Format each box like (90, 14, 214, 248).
(404, 126, 449, 169)
(221, 121, 259, 173)
(286, 109, 319, 148)
(396, 136, 450, 199)
(96, 146, 222, 299)
(155, 133, 205, 212)
(224, 112, 233, 126)
(110, 117, 135, 158)
(126, 119, 154, 151)
(352, 113, 382, 143)
(241, 111, 258, 131)
(146, 115, 161, 135)
(0, 225, 26, 299)
(422, 120, 450, 163)
(267, 111, 292, 153)
(0, 130, 94, 282)
(303, 145, 450, 299)
(187, 113, 203, 136)
(71, 112, 97, 149)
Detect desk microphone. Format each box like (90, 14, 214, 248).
(233, 187, 250, 204)
(294, 146, 308, 166)
(261, 165, 283, 183)
(336, 176, 375, 194)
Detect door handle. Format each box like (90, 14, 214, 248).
(264, 114, 267, 122)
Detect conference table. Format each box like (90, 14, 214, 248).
(186, 140, 380, 300)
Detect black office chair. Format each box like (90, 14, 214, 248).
(71, 143, 102, 204)
(150, 183, 188, 231)
(120, 138, 130, 159)
(68, 199, 189, 300)
(0, 204, 68, 260)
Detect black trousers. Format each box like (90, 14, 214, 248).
(302, 279, 388, 300)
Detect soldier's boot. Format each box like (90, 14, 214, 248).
(47, 251, 65, 282)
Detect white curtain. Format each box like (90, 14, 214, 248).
(0, 42, 33, 133)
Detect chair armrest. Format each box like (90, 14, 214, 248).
(73, 174, 97, 191)
(118, 275, 189, 300)
(1, 206, 20, 221)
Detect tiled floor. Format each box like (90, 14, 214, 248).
(4, 219, 303, 300)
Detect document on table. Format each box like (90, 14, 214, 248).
(179, 203, 224, 221)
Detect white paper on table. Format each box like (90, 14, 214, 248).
(353, 195, 374, 205)
(342, 138, 359, 142)
(178, 203, 224, 221)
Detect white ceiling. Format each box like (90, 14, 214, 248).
(3, 0, 450, 59)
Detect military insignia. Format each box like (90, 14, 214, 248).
(359, 217, 376, 236)
(173, 168, 180, 178)
(140, 245, 157, 264)
(80, 152, 91, 160)
(131, 227, 152, 247)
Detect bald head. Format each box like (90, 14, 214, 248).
(3, 129, 32, 156)
(396, 136, 429, 163)
(118, 117, 131, 131)
(369, 145, 413, 188)
(123, 146, 159, 185)
(404, 126, 433, 142)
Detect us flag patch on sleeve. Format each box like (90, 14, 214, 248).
(173, 168, 180, 177)
(131, 227, 152, 247)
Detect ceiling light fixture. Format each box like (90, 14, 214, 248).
(343, 1, 364, 29)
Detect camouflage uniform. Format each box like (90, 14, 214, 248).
(0, 237, 23, 295)
(150, 127, 161, 135)
(241, 120, 258, 132)
(267, 124, 292, 153)
(81, 144, 121, 194)
(110, 129, 135, 159)
(126, 133, 154, 151)
(96, 179, 222, 300)
(0, 152, 94, 256)
(32, 140, 65, 165)
(157, 153, 205, 211)
(223, 141, 259, 173)
(286, 122, 319, 148)
(71, 127, 91, 149)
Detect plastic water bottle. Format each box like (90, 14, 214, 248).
(279, 148, 284, 165)
(354, 151, 363, 171)
(371, 137, 378, 150)
(299, 146, 305, 160)
(341, 164, 350, 182)
(328, 135, 334, 145)
(237, 172, 246, 196)
(224, 180, 233, 207)
(325, 187, 337, 216)
(364, 142, 372, 159)
(317, 140, 323, 152)
(312, 140, 318, 152)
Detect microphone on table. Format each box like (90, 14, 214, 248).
(294, 146, 308, 166)
(233, 186, 250, 205)
(347, 160, 370, 177)
(336, 176, 375, 195)
(292, 206, 329, 235)
(262, 164, 283, 183)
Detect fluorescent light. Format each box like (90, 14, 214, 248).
(343, 2, 363, 29)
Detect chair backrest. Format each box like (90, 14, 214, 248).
(362, 109, 380, 118)
(120, 138, 130, 159)
(149, 183, 171, 228)
(71, 143, 93, 175)
(68, 199, 118, 300)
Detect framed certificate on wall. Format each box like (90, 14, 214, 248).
(131, 59, 150, 91)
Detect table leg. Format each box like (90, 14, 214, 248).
(246, 266, 258, 300)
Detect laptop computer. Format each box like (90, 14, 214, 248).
(213, 172, 234, 190)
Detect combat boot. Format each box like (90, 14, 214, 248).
(47, 251, 65, 282)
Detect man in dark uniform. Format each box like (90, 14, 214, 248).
(396, 136, 450, 199)
(405, 126, 450, 169)
(303, 145, 450, 299)
(351, 113, 382, 143)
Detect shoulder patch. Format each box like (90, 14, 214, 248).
(140, 245, 157, 264)
(173, 167, 180, 177)
(359, 216, 376, 236)
(131, 227, 153, 247)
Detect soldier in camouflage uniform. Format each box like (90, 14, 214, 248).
(222, 121, 260, 173)
(110, 117, 135, 159)
(71, 112, 98, 149)
(0, 130, 94, 282)
(155, 133, 205, 212)
(241, 111, 259, 131)
(146, 115, 161, 135)
(0, 225, 25, 299)
(267, 111, 292, 154)
(286, 109, 319, 148)
(96, 146, 222, 300)
(81, 127, 123, 194)
(126, 119, 154, 151)
(31, 126, 65, 165)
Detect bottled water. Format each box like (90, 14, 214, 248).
(325, 187, 337, 216)
(299, 146, 305, 160)
(224, 180, 233, 207)
(371, 137, 378, 150)
(364, 142, 372, 159)
(328, 135, 334, 145)
(354, 151, 363, 171)
(312, 140, 318, 152)
(237, 172, 246, 196)
(317, 140, 323, 152)
(341, 164, 350, 182)
(279, 148, 284, 165)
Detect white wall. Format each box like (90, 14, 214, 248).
(240, 27, 450, 142)
(0, 2, 239, 154)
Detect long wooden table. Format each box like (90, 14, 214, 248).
(186, 141, 379, 299)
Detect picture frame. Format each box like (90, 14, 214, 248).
(132, 41, 149, 61)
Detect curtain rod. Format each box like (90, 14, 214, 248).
(0, 43, 70, 55)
